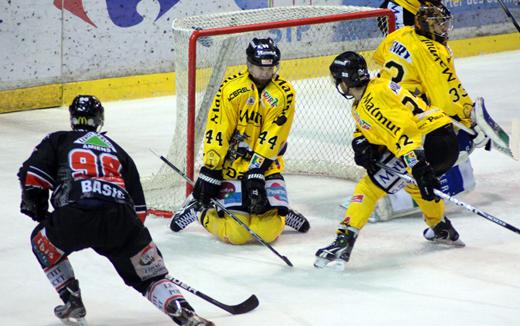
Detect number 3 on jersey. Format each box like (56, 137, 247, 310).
(70, 149, 122, 178)
(385, 60, 405, 83)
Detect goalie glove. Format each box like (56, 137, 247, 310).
(352, 136, 380, 174)
(192, 167, 222, 207)
(471, 124, 491, 150)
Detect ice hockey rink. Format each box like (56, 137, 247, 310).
(1, 50, 519, 326)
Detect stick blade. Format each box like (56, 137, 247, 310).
(221, 294, 259, 315)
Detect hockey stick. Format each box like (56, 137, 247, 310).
(167, 276, 259, 315)
(497, 0, 520, 33)
(376, 162, 520, 235)
(150, 149, 294, 267)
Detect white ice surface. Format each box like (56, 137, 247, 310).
(1, 51, 520, 326)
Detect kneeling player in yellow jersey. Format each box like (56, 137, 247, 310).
(169, 37, 310, 245)
(314, 51, 464, 269)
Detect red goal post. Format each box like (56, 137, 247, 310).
(144, 6, 395, 210)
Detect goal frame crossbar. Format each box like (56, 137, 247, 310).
(183, 8, 396, 194)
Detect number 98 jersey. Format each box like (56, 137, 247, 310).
(18, 130, 147, 220)
(373, 26, 474, 127)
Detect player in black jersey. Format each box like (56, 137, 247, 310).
(18, 95, 213, 326)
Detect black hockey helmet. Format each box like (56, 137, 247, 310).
(246, 37, 281, 67)
(69, 95, 104, 131)
(415, 2, 453, 45)
(330, 51, 370, 93)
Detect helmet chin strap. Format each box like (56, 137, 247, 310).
(335, 80, 354, 100)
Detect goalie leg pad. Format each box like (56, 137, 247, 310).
(438, 159, 476, 196)
(368, 151, 409, 194)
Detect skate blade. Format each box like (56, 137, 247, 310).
(313, 257, 332, 268)
(334, 260, 346, 271)
(59, 317, 88, 326)
(314, 257, 347, 270)
(432, 238, 466, 247)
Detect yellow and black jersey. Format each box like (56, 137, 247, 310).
(352, 78, 451, 158)
(373, 26, 474, 127)
(203, 71, 296, 180)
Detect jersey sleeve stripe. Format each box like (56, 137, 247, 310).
(28, 166, 55, 184)
(26, 171, 54, 189)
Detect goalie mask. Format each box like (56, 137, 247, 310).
(415, 2, 453, 45)
(329, 51, 370, 99)
(246, 37, 281, 88)
(69, 95, 104, 131)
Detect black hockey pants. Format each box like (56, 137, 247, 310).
(424, 124, 459, 176)
(30, 200, 168, 294)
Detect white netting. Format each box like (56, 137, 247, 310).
(143, 6, 392, 210)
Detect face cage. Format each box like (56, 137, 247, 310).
(426, 15, 453, 41)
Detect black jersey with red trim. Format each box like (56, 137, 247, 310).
(18, 130, 147, 221)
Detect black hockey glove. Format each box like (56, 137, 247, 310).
(411, 161, 440, 201)
(352, 136, 380, 175)
(192, 167, 222, 207)
(243, 168, 270, 215)
(20, 188, 49, 222)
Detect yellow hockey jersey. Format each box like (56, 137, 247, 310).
(352, 78, 451, 159)
(373, 26, 474, 127)
(203, 71, 296, 180)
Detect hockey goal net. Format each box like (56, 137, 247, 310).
(143, 5, 395, 210)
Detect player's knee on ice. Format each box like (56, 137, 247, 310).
(249, 209, 284, 243)
(201, 208, 284, 244)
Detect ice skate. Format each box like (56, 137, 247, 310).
(54, 279, 87, 326)
(314, 227, 358, 269)
(285, 208, 310, 233)
(166, 299, 214, 326)
(170, 196, 202, 232)
(423, 217, 465, 247)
